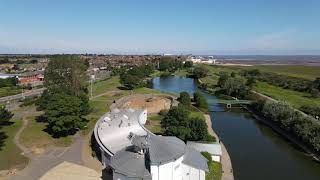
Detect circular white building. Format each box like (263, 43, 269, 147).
(94, 108, 208, 180)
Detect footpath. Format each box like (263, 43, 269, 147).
(205, 115, 234, 180)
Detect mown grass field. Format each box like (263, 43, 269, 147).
(254, 82, 320, 108)
(0, 119, 28, 170)
(239, 65, 320, 80)
(199, 64, 320, 108)
(20, 116, 73, 149)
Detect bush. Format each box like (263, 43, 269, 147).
(178, 92, 191, 106)
(203, 134, 216, 142)
(193, 66, 208, 78)
(193, 92, 208, 111)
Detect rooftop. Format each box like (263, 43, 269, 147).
(187, 141, 222, 156)
(95, 108, 148, 155)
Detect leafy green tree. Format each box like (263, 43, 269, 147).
(161, 106, 190, 141)
(120, 73, 144, 89)
(159, 56, 174, 71)
(217, 72, 229, 87)
(44, 55, 88, 96)
(193, 66, 208, 78)
(178, 92, 191, 106)
(193, 92, 208, 111)
(246, 76, 256, 88)
(188, 118, 208, 141)
(44, 93, 87, 137)
(221, 77, 249, 98)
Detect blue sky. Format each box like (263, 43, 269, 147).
(0, 0, 319, 55)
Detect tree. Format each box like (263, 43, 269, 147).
(184, 61, 193, 68)
(44, 55, 88, 96)
(44, 93, 87, 137)
(246, 76, 256, 88)
(193, 92, 208, 111)
(221, 77, 249, 98)
(159, 56, 174, 71)
(161, 106, 190, 141)
(217, 72, 229, 87)
(188, 118, 208, 141)
(120, 73, 143, 89)
(178, 92, 191, 106)
(0, 105, 13, 125)
(193, 66, 208, 78)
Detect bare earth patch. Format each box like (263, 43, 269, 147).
(118, 94, 173, 114)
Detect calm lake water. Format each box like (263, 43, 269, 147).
(152, 76, 320, 180)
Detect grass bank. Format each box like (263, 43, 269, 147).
(254, 81, 320, 108)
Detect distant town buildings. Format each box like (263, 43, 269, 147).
(188, 56, 217, 64)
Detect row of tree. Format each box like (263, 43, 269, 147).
(242, 69, 320, 97)
(119, 64, 155, 89)
(251, 100, 320, 152)
(37, 55, 90, 137)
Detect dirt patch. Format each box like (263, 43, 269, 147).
(118, 95, 172, 114)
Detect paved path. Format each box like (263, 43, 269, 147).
(0, 88, 45, 103)
(6, 107, 86, 180)
(205, 115, 234, 180)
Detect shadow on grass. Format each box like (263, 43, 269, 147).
(0, 131, 8, 151)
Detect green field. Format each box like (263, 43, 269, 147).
(254, 82, 320, 108)
(239, 65, 320, 80)
(20, 116, 73, 149)
(0, 119, 28, 170)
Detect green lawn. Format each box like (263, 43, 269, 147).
(241, 65, 320, 80)
(174, 69, 189, 76)
(20, 116, 72, 149)
(0, 86, 21, 97)
(0, 119, 28, 170)
(91, 76, 121, 96)
(145, 115, 164, 134)
(206, 161, 222, 180)
(254, 81, 320, 108)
